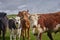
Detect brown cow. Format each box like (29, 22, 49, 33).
(29, 12, 60, 40)
(17, 10, 30, 40)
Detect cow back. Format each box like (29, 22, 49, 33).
(38, 12, 60, 30)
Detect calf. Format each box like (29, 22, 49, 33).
(29, 12, 60, 40)
(15, 16, 22, 40)
(8, 16, 22, 40)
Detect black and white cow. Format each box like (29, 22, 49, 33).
(8, 16, 22, 40)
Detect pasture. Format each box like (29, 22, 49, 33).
(0, 14, 60, 40)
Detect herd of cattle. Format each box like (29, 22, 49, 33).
(0, 10, 60, 40)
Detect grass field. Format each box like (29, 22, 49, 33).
(0, 15, 60, 40)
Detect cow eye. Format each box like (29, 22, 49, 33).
(18, 20, 19, 21)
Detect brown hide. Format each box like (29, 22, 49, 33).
(38, 12, 60, 30)
(17, 10, 30, 40)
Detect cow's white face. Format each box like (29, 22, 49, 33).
(29, 14, 39, 27)
(15, 16, 21, 28)
(29, 14, 39, 35)
(15, 16, 21, 24)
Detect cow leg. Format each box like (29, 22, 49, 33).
(22, 29, 25, 40)
(38, 33, 42, 40)
(36, 35, 39, 40)
(27, 28, 30, 40)
(10, 30, 13, 40)
(18, 29, 21, 40)
(47, 32, 53, 40)
(13, 29, 16, 40)
(18, 34, 20, 40)
(25, 28, 26, 38)
(2, 30, 6, 40)
(0, 30, 1, 36)
(13, 35, 16, 40)
(10, 34, 12, 40)
(0, 30, 1, 39)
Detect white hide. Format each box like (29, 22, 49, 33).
(15, 16, 21, 28)
(54, 24, 60, 31)
(30, 14, 39, 28)
(29, 14, 47, 34)
(29, 14, 39, 34)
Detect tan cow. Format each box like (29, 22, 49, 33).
(17, 10, 30, 40)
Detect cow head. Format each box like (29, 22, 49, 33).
(14, 16, 21, 28)
(15, 16, 21, 24)
(29, 14, 39, 35)
(17, 10, 30, 18)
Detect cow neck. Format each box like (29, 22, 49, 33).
(21, 15, 29, 20)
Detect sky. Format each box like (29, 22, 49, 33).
(0, 0, 60, 15)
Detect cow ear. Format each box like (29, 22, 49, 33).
(17, 11, 22, 17)
(27, 10, 29, 12)
(29, 15, 31, 19)
(3, 13, 6, 17)
(38, 15, 40, 18)
(12, 17, 16, 21)
(4, 13, 6, 16)
(12, 17, 15, 19)
(19, 11, 22, 14)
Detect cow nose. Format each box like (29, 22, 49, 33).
(16, 22, 18, 24)
(33, 25, 36, 28)
(33, 33, 38, 36)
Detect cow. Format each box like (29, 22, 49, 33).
(29, 12, 60, 40)
(0, 12, 8, 40)
(17, 10, 30, 40)
(8, 16, 22, 40)
(15, 16, 22, 40)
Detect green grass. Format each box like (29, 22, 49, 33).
(0, 15, 60, 40)
(1, 30, 60, 40)
(7, 14, 16, 18)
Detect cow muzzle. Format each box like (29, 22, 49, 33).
(33, 25, 37, 28)
(16, 22, 18, 24)
(33, 33, 38, 36)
